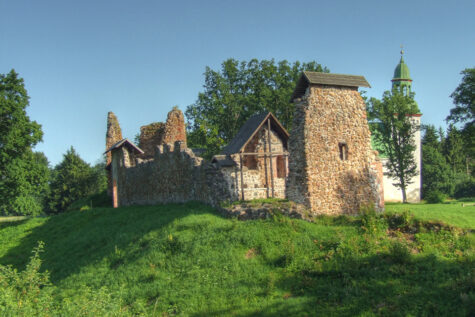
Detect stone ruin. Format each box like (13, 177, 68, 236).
(105, 72, 385, 215)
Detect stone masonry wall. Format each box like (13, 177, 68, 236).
(287, 85, 384, 215)
(162, 107, 187, 147)
(138, 122, 165, 159)
(106, 112, 123, 165)
(138, 108, 187, 158)
(113, 141, 232, 207)
(106, 111, 123, 196)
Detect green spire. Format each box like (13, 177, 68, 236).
(392, 49, 412, 92)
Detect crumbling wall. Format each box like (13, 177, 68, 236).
(106, 112, 123, 196)
(287, 85, 384, 215)
(162, 107, 187, 147)
(138, 122, 165, 158)
(138, 107, 187, 158)
(106, 112, 123, 165)
(114, 141, 232, 207)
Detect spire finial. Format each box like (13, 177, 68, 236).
(400, 44, 404, 56)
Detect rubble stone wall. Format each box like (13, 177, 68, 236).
(287, 85, 384, 215)
(106, 112, 123, 196)
(138, 108, 187, 158)
(138, 122, 165, 159)
(112, 141, 232, 207)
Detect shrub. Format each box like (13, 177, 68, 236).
(385, 210, 414, 230)
(0, 242, 54, 315)
(0, 242, 125, 316)
(359, 204, 386, 234)
(454, 176, 475, 199)
(425, 190, 446, 204)
(388, 241, 411, 264)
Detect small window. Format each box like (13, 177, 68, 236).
(339, 143, 348, 161)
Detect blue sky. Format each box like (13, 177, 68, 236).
(1, 0, 474, 165)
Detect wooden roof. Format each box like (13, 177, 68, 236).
(221, 112, 289, 155)
(291, 71, 371, 100)
(104, 138, 144, 155)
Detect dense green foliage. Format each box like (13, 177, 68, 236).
(0, 202, 473, 316)
(421, 125, 451, 201)
(367, 90, 420, 202)
(447, 67, 475, 170)
(421, 124, 475, 200)
(447, 68, 475, 129)
(46, 148, 107, 214)
(0, 70, 49, 216)
(185, 59, 328, 157)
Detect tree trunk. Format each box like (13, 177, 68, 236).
(400, 177, 408, 203)
(401, 185, 407, 203)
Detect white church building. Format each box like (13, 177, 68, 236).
(380, 51, 422, 203)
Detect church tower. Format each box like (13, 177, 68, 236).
(382, 49, 422, 202)
(392, 49, 413, 94)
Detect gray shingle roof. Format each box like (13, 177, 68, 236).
(211, 155, 236, 167)
(291, 71, 371, 100)
(221, 112, 289, 155)
(104, 139, 144, 155)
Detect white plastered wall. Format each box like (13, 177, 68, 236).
(382, 115, 421, 202)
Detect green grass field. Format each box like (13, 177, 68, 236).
(0, 202, 473, 316)
(385, 200, 475, 229)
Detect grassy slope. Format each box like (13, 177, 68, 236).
(385, 201, 475, 229)
(0, 203, 473, 316)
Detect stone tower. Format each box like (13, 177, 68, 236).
(286, 72, 384, 215)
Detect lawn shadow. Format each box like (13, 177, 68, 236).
(0, 218, 29, 230)
(0, 201, 218, 283)
(219, 253, 474, 316)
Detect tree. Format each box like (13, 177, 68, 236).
(47, 147, 96, 213)
(447, 67, 475, 163)
(443, 125, 465, 175)
(0, 70, 47, 215)
(447, 68, 474, 128)
(368, 90, 420, 203)
(186, 58, 328, 157)
(421, 125, 451, 200)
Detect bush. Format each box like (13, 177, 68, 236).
(0, 242, 54, 315)
(359, 204, 386, 234)
(385, 210, 414, 230)
(388, 241, 411, 264)
(454, 176, 475, 199)
(425, 190, 446, 204)
(0, 242, 125, 316)
(67, 191, 111, 211)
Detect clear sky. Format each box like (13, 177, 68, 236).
(1, 0, 474, 166)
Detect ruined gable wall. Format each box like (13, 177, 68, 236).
(138, 108, 187, 158)
(287, 85, 383, 215)
(115, 141, 232, 207)
(138, 122, 165, 158)
(162, 108, 187, 147)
